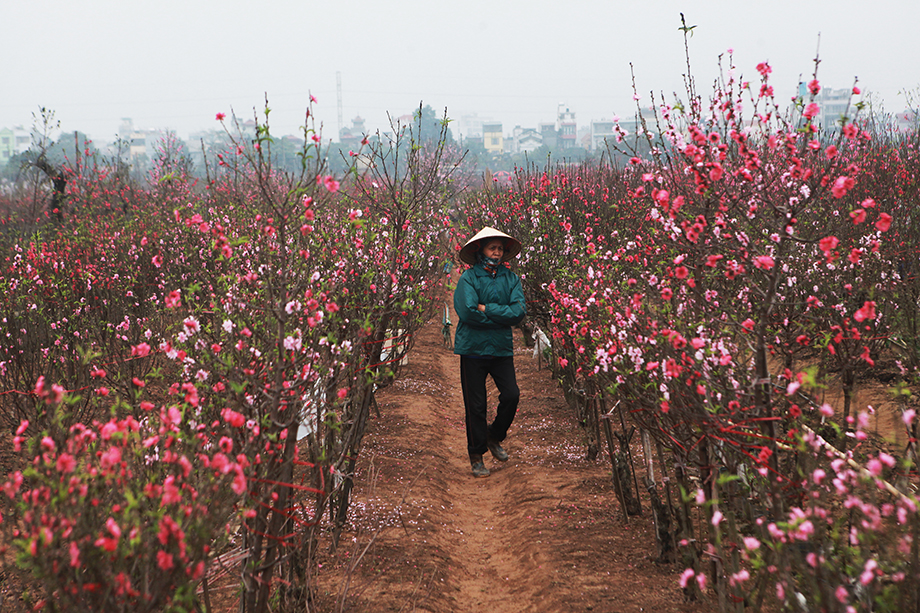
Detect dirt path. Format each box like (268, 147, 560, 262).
(425, 343, 560, 610)
(319, 306, 706, 613)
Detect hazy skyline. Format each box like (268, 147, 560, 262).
(3, 0, 918, 144)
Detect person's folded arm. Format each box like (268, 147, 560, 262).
(483, 278, 526, 326)
(454, 274, 502, 328)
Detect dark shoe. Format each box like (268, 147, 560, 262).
(487, 439, 509, 462)
(471, 461, 490, 478)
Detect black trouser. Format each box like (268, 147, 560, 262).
(459, 356, 519, 458)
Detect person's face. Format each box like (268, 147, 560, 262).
(481, 239, 505, 261)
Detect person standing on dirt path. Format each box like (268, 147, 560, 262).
(454, 227, 526, 478)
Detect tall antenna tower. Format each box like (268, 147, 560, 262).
(336, 71, 344, 139)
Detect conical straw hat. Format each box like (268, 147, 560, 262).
(459, 226, 522, 265)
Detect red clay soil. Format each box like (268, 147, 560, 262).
(313, 307, 710, 613)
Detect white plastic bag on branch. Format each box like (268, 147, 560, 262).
(533, 327, 551, 360)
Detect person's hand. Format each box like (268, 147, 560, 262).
(477, 304, 486, 312)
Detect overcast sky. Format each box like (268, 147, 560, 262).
(3, 0, 918, 144)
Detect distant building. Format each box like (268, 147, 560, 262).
(589, 119, 617, 151)
(339, 115, 367, 148)
(118, 118, 150, 159)
(116, 118, 173, 167)
(578, 126, 592, 149)
(797, 84, 854, 130)
(818, 88, 852, 130)
(539, 122, 557, 150)
(456, 113, 486, 138)
(187, 127, 233, 169)
(896, 110, 918, 133)
(482, 122, 503, 155)
(557, 104, 577, 149)
(0, 128, 12, 166)
(238, 119, 257, 141)
(463, 134, 484, 150)
(615, 108, 658, 142)
(377, 114, 415, 142)
(0, 126, 30, 165)
(511, 126, 542, 153)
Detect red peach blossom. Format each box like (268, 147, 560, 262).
(819, 236, 839, 253)
(875, 212, 892, 232)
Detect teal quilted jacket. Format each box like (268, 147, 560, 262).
(453, 263, 526, 357)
